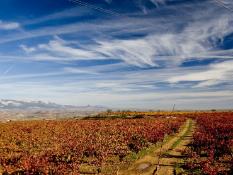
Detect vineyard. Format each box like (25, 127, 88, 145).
(185, 112, 233, 175)
(0, 117, 184, 174)
(0, 112, 232, 174)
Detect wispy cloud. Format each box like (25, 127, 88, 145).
(64, 67, 99, 75)
(168, 60, 233, 87)
(38, 37, 99, 59)
(22, 7, 90, 26)
(14, 0, 232, 68)
(20, 36, 158, 66)
(0, 0, 233, 108)
(0, 20, 20, 30)
(136, 0, 167, 14)
(0, 79, 232, 109)
(20, 45, 36, 53)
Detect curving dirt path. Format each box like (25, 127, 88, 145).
(118, 119, 195, 175)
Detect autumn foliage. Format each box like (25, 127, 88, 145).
(186, 112, 233, 175)
(0, 117, 184, 174)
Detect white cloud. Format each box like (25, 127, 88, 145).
(20, 45, 36, 53)
(21, 18, 232, 67)
(15, 0, 233, 67)
(168, 60, 233, 87)
(38, 38, 98, 59)
(0, 57, 232, 109)
(0, 20, 20, 30)
(0, 0, 233, 109)
(21, 36, 159, 66)
(22, 7, 90, 26)
(95, 37, 158, 67)
(0, 79, 232, 109)
(63, 67, 98, 75)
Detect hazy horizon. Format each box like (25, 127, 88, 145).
(0, 0, 233, 109)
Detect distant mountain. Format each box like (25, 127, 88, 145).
(0, 99, 63, 110)
(0, 99, 106, 111)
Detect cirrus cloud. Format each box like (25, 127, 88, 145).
(0, 20, 20, 30)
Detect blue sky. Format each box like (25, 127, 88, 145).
(0, 0, 233, 109)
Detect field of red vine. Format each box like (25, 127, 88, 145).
(185, 112, 233, 175)
(0, 117, 184, 174)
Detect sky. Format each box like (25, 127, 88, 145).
(0, 0, 232, 110)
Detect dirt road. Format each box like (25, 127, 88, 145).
(119, 119, 195, 175)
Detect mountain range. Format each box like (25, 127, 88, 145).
(0, 99, 106, 111)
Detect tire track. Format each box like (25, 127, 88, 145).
(119, 119, 195, 175)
